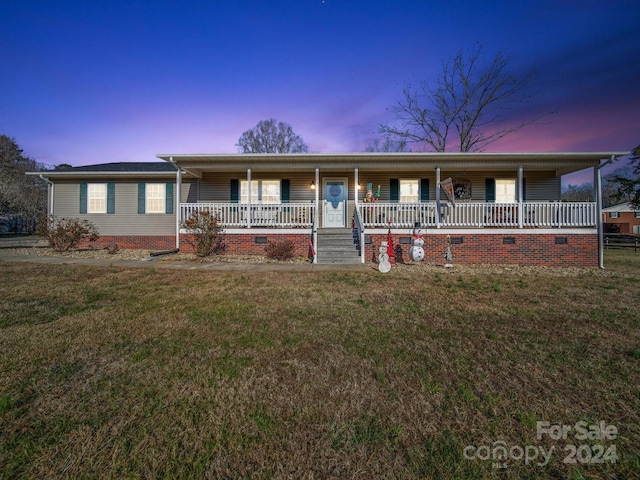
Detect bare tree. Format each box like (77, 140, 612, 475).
(380, 45, 539, 152)
(613, 145, 640, 208)
(0, 135, 48, 232)
(237, 119, 308, 153)
(364, 138, 410, 152)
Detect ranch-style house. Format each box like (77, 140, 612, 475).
(31, 151, 628, 267)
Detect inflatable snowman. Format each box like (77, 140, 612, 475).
(409, 228, 425, 262)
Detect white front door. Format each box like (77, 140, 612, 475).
(323, 178, 347, 228)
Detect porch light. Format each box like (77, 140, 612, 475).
(310, 180, 315, 190)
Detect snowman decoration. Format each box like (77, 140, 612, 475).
(378, 241, 391, 273)
(409, 227, 425, 262)
(444, 235, 454, 268)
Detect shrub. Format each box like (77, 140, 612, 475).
(182, 210, 224, 257)
(39, 216, 99, 252)
(264, 239, 296, 261)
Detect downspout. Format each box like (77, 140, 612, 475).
(595, 155, 617, 269)
(167, 157, 181, 250)
(39, 175, 54, 217)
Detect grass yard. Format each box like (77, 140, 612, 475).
(0, 251, 639, 479)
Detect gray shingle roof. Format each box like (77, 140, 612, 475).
(56, 162, 175, 172)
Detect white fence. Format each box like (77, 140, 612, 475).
(180, 203, 315, 228)
(358, 202, 596, 228)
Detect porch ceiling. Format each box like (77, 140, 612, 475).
(157, 152, 628, 176)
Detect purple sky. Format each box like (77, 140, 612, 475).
(1, 1, 638, 184)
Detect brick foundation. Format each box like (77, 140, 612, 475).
(80, 233, 314, 258)
(79, 231, 598, 267)
(79, 235, 176, 251)
(180, 233, 313, 257)
(366, 233, 598, 268)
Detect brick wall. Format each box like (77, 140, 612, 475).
(79, 232, 598, 267)
(80, 233, 313, 258)
(181, 233, 313, 256)
(79, 235, 176, 251)
(366, 233, 598, 268)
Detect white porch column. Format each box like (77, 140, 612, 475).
(314, 167, 319, 225)
(517, 165, 524, 228)
(246, 167, 252, 228)
(354, 167, 359, 209)
(175, 164, 182, 249)
(314, 167, 319, 264)
(435, 166, 441, 228)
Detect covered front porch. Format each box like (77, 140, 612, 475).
(158, 152, 624, 265)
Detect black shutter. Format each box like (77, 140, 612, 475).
(138, 183, 145, 214)
(165, 183, 174, 214)
(79, 183, 87, 214)
(230, 179, 240, 203)
(420, 179, 430, 202)
(280, 179, 290, 203)
(107, 183, 115, 214)
(390, 179, 399, 203)
(485, 178, 496, 203)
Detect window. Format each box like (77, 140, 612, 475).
(240, 180, 281, 204)
(88, 184, 106, 213)
(80, 183, 114, 214)
(609, 212, 620, 219)
(399, 179, 419, 203)
(137, 183, 173, 214)
(634, 211, 640, 218)
(146, 184, 166, 213)
(495, 179, 516, 203)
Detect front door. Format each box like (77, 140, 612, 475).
(323, 178, 347, 228)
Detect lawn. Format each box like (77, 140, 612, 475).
(0, 251, 639, 479)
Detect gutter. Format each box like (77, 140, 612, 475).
(166, 157, 182, 250)
(39, 175, 54, 217)
(595, 155, 619, 269)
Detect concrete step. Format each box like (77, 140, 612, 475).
(316, 228, 361, 264)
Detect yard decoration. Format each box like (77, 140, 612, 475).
(387, 227, 396, 264)
(363, 182, 380, 204)
(378, 241, 391, 273)
(409, 226, 425, 262)
(444, 234, 454, 268)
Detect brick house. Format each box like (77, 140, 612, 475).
(602, 203, 640, 234)
(31, 151, 628, 267)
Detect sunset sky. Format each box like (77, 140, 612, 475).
(1, 1, 638, 183)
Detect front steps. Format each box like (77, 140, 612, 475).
(316, 228, 362, 264)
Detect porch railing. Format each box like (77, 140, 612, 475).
(180, 203, 315, 228)
(358, 202, 596, 228)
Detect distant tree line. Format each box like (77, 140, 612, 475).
(561, 165, 635, 208)
(0, 135, 48, 233)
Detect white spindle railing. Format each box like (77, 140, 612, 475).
(180, 203, 315, 228)
(358, 202, 596, 228)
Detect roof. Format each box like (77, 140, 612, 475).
(156, 151, 629, 177)
(28, 162, 177, 179)
(602, 203, 639, 212)
(57, 162, 176, 172)
(28, 152, 629, 179)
